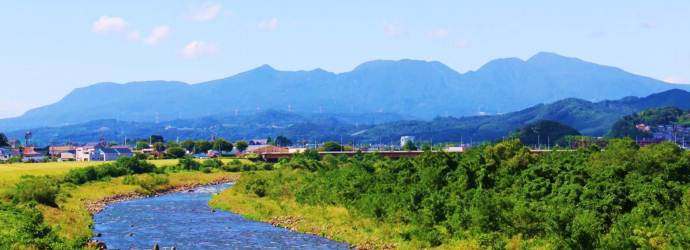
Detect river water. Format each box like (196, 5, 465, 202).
(92, 183, 349, 249)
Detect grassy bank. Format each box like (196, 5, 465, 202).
(0, 158, 248, 194)
(210, 171, 480, 249)
(211, 141, 690, 249)
(43, 171, 238, 241)
(1, 157, 250, 249)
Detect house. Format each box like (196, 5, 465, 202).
(96, 147, 119, 161)
(49, 145, 77, 158)
(76, 144, 127, 161)
(0, 147, 16, 161)
(22, 147, 46, 162)
(112, 146, 134, 158)
(59, 150, 77, 161)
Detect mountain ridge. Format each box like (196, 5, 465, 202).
(1, 52, 688, 132)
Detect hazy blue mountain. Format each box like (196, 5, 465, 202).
(1, 52, 688, 131)
(9, 89, 690, 146)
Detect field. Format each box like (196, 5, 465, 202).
(0, 158, 248, 194)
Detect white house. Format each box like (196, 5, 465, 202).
(76, 146, 112, 161)
(0, 147, 14, 161)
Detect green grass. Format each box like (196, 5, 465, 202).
(0, 158, 250, 194)
(209, 171, 485, 250)
(42, 171, 239, 240)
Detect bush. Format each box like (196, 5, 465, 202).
(245, 177, 268, 197)
(222, 164, 241, 172)
(12, 176, 60, 206)
(0, 203, 66, 249)
(178, 157, 201, 170)
(166, 147, 186, 158)
(202, 159, 223, 169)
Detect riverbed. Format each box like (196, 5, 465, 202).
(92, 183, 349, 249)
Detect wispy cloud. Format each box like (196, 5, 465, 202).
(180, 41, 217, 58)
(383, 22, 404, 36)
(144, 26, 170, 45)
(257, 17, 279, 30)
(92, 16, 128, 33)
(428, 28, 449, 39)
(188, 3, 222, 22)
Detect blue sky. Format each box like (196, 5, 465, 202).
(1, 1, 689, 118)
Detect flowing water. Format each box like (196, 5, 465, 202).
(92, 183, 349, 249)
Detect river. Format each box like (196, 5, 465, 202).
(92, 183, 349, 249)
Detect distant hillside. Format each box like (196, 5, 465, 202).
(7, 89, 690, 146)
(609, 107, 690, 139)
(516, 120, 581, 146)
(4, 111, 406, 146)
(352, 89, 690, 143)
(1, 52, 688, 131)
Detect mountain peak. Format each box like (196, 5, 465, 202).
(352, 59, 456, 74)
(527, 52, 585, 65)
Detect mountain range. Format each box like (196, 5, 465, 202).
(1, 52, 688, 132)
(8, 89, 690, 146)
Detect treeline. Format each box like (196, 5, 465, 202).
(237, 139, 690, 248)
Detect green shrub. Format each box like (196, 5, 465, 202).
(11, 176, 60, 206)
(0, 203, 66, 249)
(178, 157, 201, 170)
(202, 159, 223, 169)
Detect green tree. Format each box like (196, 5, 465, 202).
(321, 141, 343, 151)
(402, 140, 417, 151)
(0, 132, 9, 147)
(180, 140, 195, 152)
(235, 140, 249, 152)
(274, 135, 293, 146)
(135, 141, 150, 150)
(194, 140, 212, 153)
(213, 138, 233, 152)
(152, 142, 166, 152)
(166, 147, 186, 158)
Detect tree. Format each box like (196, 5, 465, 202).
(194, 140, 212, 153)
(322, 141, 343, 151)
(152, 142, 166, 152)
(517, 120, 580, 147)
(235, 140, 249, 152)
(402, 140, 417, 151)
(180, 140, 195, 152)
(0, 133, 9, 147)
(135, 141, 150, 150)
(213, 139, 233, 152)
(274, 135, 293, 146)
(149, 135, 164, 144)
(166, 147, 186, 158)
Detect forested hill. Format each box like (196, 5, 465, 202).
(6, 89, 690, 146)
(609, 107, 690, 139)
(353, 89, 690, 142)
(1, 52, 688, 131)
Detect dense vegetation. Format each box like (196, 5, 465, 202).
(1, 157, 260, 249)
(235, 140, 690, 248)
(516, 120, 581, 147)
(609, 107, 690, 138)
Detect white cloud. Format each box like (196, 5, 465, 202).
(383, 22, 404, 36)
(257, 17, 279, 30)
(188, 3, 222, 21)
(92, 16, 128, 33)
(428, 28, 449, 39)
(662, 76, 689, 84)
(127, 31, 141, 41)
(144, 26, 170, 45)
(180, 41, 217, 58)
